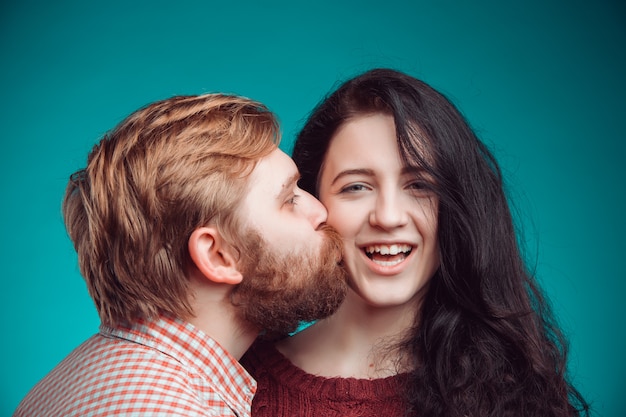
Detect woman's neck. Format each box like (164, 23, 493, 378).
(277, 290, 419, 379)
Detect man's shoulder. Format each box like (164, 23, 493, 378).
(13, 332, 235, 417)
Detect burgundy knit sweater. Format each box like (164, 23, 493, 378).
(241, 339, 409, 417)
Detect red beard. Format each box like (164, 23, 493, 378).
(231, 224, 348, 338)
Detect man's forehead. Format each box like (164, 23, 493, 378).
(248, 148, 299, 197)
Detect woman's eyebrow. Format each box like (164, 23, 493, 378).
(330, 169, 375, 187)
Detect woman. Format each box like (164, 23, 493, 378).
(241, 68, 589, 417)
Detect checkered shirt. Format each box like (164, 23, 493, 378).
(13, 314, 256, 417)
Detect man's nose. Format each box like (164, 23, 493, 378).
(300, 191, 328, 229)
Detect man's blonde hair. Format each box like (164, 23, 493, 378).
(63, 94, 280, 326)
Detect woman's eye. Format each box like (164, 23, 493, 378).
(339, 184, 368, 193)
(285, 195, 300, 205)
(408, 181, 426, 190)
(407, 181, 436, 198)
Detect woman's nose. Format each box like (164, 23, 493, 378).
(369, 191, 408, 229)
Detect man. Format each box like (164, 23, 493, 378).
(13, 94, 348, 417)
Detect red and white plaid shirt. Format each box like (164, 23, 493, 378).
(13, 314, 256, 417)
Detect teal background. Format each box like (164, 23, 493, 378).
(1, 1, 624, 415)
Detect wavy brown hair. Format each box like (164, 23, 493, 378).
(63, 94, 280, 327)
(292, 69, 589, 417)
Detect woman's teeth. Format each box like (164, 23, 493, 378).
(364, 244, 413, 266)
(365, 244, 412, 256)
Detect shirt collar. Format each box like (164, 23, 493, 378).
(101, 314, 256, 416)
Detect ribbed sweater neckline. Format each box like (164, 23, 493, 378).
(247, 339, 410, 402)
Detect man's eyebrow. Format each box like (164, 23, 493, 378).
(276, 173, 301, 200)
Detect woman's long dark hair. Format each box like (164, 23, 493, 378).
(292, 68, 589, 417)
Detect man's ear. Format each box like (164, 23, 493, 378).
(188, 227, 243, 285)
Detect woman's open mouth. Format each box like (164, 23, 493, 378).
(364, 244, 413, 267)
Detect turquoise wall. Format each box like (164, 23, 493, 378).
(1, 1, 623, 415)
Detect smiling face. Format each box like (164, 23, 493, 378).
(318, 113, 440, 309)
